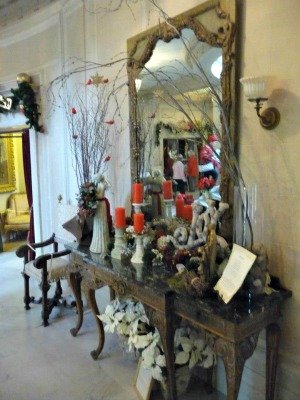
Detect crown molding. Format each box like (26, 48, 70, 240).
(0, 0, 81, 48)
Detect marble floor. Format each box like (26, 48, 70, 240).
(0, 245, 225, 400)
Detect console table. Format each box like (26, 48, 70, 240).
(65, 242, 291, 400)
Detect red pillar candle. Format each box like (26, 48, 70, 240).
(175, 195, 184, 218)
(183, 204, 193, 222)
(162, 180, 173, 200)
(133, 213, 144, 234)
(115, 207, 126, 229)
(132, 182, 144, 204)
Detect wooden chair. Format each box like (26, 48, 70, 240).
(16, 233, 72, 327)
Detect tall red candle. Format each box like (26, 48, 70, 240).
(115, 207, 126, 229)
(162, 180, 173, 200)
(133, 213, 144, 234)
(132, 183, 143, 204)
(183, 204, 193, 222)
(175, 195, 184, 218)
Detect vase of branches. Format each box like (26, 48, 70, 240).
(60, 72, 116, 248)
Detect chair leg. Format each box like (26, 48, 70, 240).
(47, 280, 63, 311)
(22, 272, 33, 310)
(54, 280, 63, 301)
(40, 271, 51, 327)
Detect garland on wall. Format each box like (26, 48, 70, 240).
(0, 73, 43, 132)
(155, 120, 213, 146)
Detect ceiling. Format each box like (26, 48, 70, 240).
(0, 0, 54, 27)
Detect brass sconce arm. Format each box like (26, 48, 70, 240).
(248, 98, 280, 130)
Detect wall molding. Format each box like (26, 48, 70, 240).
(0, 0, 80, 48)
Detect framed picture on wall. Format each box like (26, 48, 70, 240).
(134, 358, 154, 400)
(0, 137, 16, 193)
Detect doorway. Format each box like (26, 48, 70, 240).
(0, 129, 33, 252)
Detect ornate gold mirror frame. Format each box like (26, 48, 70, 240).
(127, 0, 236, 240)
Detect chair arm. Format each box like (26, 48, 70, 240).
(15, 234, 56, 258)
(34, 249, 72, 269)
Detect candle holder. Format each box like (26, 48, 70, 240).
(111, 227, 126, 260)
(132, 203, 143, 213)
(131, 234, 144, 265)
(164, 199, 173, 218)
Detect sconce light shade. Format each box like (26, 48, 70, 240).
(240, 76, 267, 100)
(240, 76, 280, 130)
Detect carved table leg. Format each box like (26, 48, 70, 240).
(222, 343, 246, 399)
(204, 366, 214, 394)
(85, 287, 105, 360)
(209, 334, 259, 400)
(146, 292, 178, 400)
(109, 287, 116, 301)
(266, 323, 280, 400)
(69, 272, 83, 337)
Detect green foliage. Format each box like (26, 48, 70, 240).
(77, 181, 98, 217)
(0, 82, 42, 132)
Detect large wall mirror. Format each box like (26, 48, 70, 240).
(127, 0, 236, 239)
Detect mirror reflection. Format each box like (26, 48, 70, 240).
(136, 28, 222, 214)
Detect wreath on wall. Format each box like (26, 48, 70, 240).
(0, 73, 43, 132)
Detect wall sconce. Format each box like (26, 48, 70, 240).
(240, 76, 280, 130)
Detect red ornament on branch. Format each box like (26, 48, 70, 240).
(104, 120, 114, 125)
(71, 107, 77, 114)
(104, 155, 111, 162)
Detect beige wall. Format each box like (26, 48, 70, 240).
(233, 1, 300, 398)
(240, 0, 300, 354)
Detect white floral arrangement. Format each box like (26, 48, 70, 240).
(151, 249, 164, 264)
(98, 299, 148, 337)
(98, 299, 216, 382)
(174, 327, 216, 369)
(156, 235, 177, 251)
